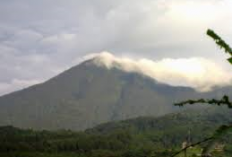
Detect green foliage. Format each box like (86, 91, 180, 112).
(0, 107, 231, 157)
(213, 125, 232, 138)
(207, 29, 232, 64)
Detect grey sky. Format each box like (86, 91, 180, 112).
(0, 0, 232, 95)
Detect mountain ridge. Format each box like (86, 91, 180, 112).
(0, 58, 231, 130)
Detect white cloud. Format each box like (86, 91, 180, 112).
(93, 52, 232, 92)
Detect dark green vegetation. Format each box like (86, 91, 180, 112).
(207, 29, 232, 63)
(1, 58, 232, 130)
(0, 107, 232, 157)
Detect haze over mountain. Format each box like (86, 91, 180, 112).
(0, 53, 232, 130)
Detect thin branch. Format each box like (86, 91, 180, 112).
(171, 137, 214, 157)
(171, 125, 232, 157)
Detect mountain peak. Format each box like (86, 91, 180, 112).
(0, 54, 201, 130)
(0, 52, 231, 130)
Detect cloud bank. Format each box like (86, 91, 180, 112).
(93, 52, 232, 92)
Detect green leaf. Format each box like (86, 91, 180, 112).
(228, 57, 232, 64)
(207, 29, 232, 56)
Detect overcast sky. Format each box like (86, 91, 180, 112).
(1, 0, 232, 96)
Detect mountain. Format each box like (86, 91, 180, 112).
(0, 57, 231, 130)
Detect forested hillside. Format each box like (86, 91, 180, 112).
(1, 107, 231, 157)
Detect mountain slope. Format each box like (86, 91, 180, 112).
(0, 58, 231, 130)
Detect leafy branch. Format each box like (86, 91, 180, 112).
(207, 29, 232, 64)
(174, 95, 232, 108)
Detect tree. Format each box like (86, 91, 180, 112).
(171, 29, 232, 157)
